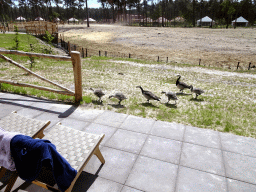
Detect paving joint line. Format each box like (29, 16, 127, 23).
(174, 125, 186, 192)
(218, 131, 229, 192)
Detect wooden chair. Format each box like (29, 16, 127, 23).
(32, 123, 105, 192)
(0, 111, 51, 192)
(0, 117, 105, 192)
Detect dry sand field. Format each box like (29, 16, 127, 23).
(59, 24, 256, 69)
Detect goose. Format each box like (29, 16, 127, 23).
(161, 91, 178, 104)
(136, 86, 160, 103)
(190, 85, 204, 99)
(176, 75, 191, 93)
(109, 92, 127, 105)
(90, 88, 105, 102)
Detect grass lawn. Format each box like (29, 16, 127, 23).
(0, 33, 256, 138)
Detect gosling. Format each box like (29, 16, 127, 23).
(161, 91, 178, 104)
(109, 92, 127, 105)
(190, 85, 204, 99)
(90, 88, 105, 102)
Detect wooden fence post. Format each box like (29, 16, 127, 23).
(71, 51, 82, 103)
(248, 62, 251, 70)
(166, 57, 168, 63)
(105, 51, 107, 57)
(86, 48, 87, 57)
(99, 50, 101, 56)
(129, 54, 131, 58)
(157, 56, 159, 62)
(82, 48, 84, 58)
(68, 41, 71, 55)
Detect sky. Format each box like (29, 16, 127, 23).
(88, 0, 102, 9)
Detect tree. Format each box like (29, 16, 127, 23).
(221, 0, 234, 28)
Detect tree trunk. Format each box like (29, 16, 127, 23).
(86, 0, 89, 27)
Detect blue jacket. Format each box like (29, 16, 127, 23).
(10, 135, 77, 192)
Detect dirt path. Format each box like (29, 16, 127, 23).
(59, 24, 256, 69)
(110, 60, 256, 79)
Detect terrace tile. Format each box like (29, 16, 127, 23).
(59, 117, 90, 131)
(0, 103, 22, 118)
(180, 143, 225, 176)
(223, 151, 256, 184)
(150, 121, 185, 141)
(176, 166, 227, 192)
(34, 112, 61, 131)
(69, 108, 104, 122)
(125, 156, 178, 192)
(140, 135, 182, 164)
(220, 132, 256, 157)
(93, 111, 128, 127)
(184, 125, 221, 149)
(227, 178, 256, 192)
(120, 115, 155, 134)
(121, 186, 143, 192)
(84, 123, 117, 145)
(105, 129, 147, 154)
(84, 147, 137, 184)
(84, 177, 123, 192)
(30, 100, 57, 111)
(16, 107, 44, 118)
(49, 104, 76, 118)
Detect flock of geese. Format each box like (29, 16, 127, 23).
(90, 75, 204, 105)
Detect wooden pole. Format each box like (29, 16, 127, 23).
(56, 32, 58, 44)
(237, 62, 240, 70)
(99, 50, 101, 56)
(129, 53, 131, 58)
(166, 57, 168, 63)
(0, 50, 71, 61)
(86, 48, 87, 57)
(68, 41, 71, 55)
(0, 79, 74, 96)
(199, 59, 201, 65)
(157, 56, 159, 62)
(105, 51, 107, 57)
(71, 51, 83, 103)
(82, 48, 84, 58)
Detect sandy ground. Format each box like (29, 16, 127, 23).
(59, 24, 256, 69)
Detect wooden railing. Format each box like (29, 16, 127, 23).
(0, 50, 82, 103)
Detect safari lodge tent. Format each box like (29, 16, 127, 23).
(197, 16, 215, 26)
(16, 16, 26, 22)
(68, 18, 78, 24)
(232, 16, 248, 27)
(35, 17, 44, 21)
(84, 18, 96, 23)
